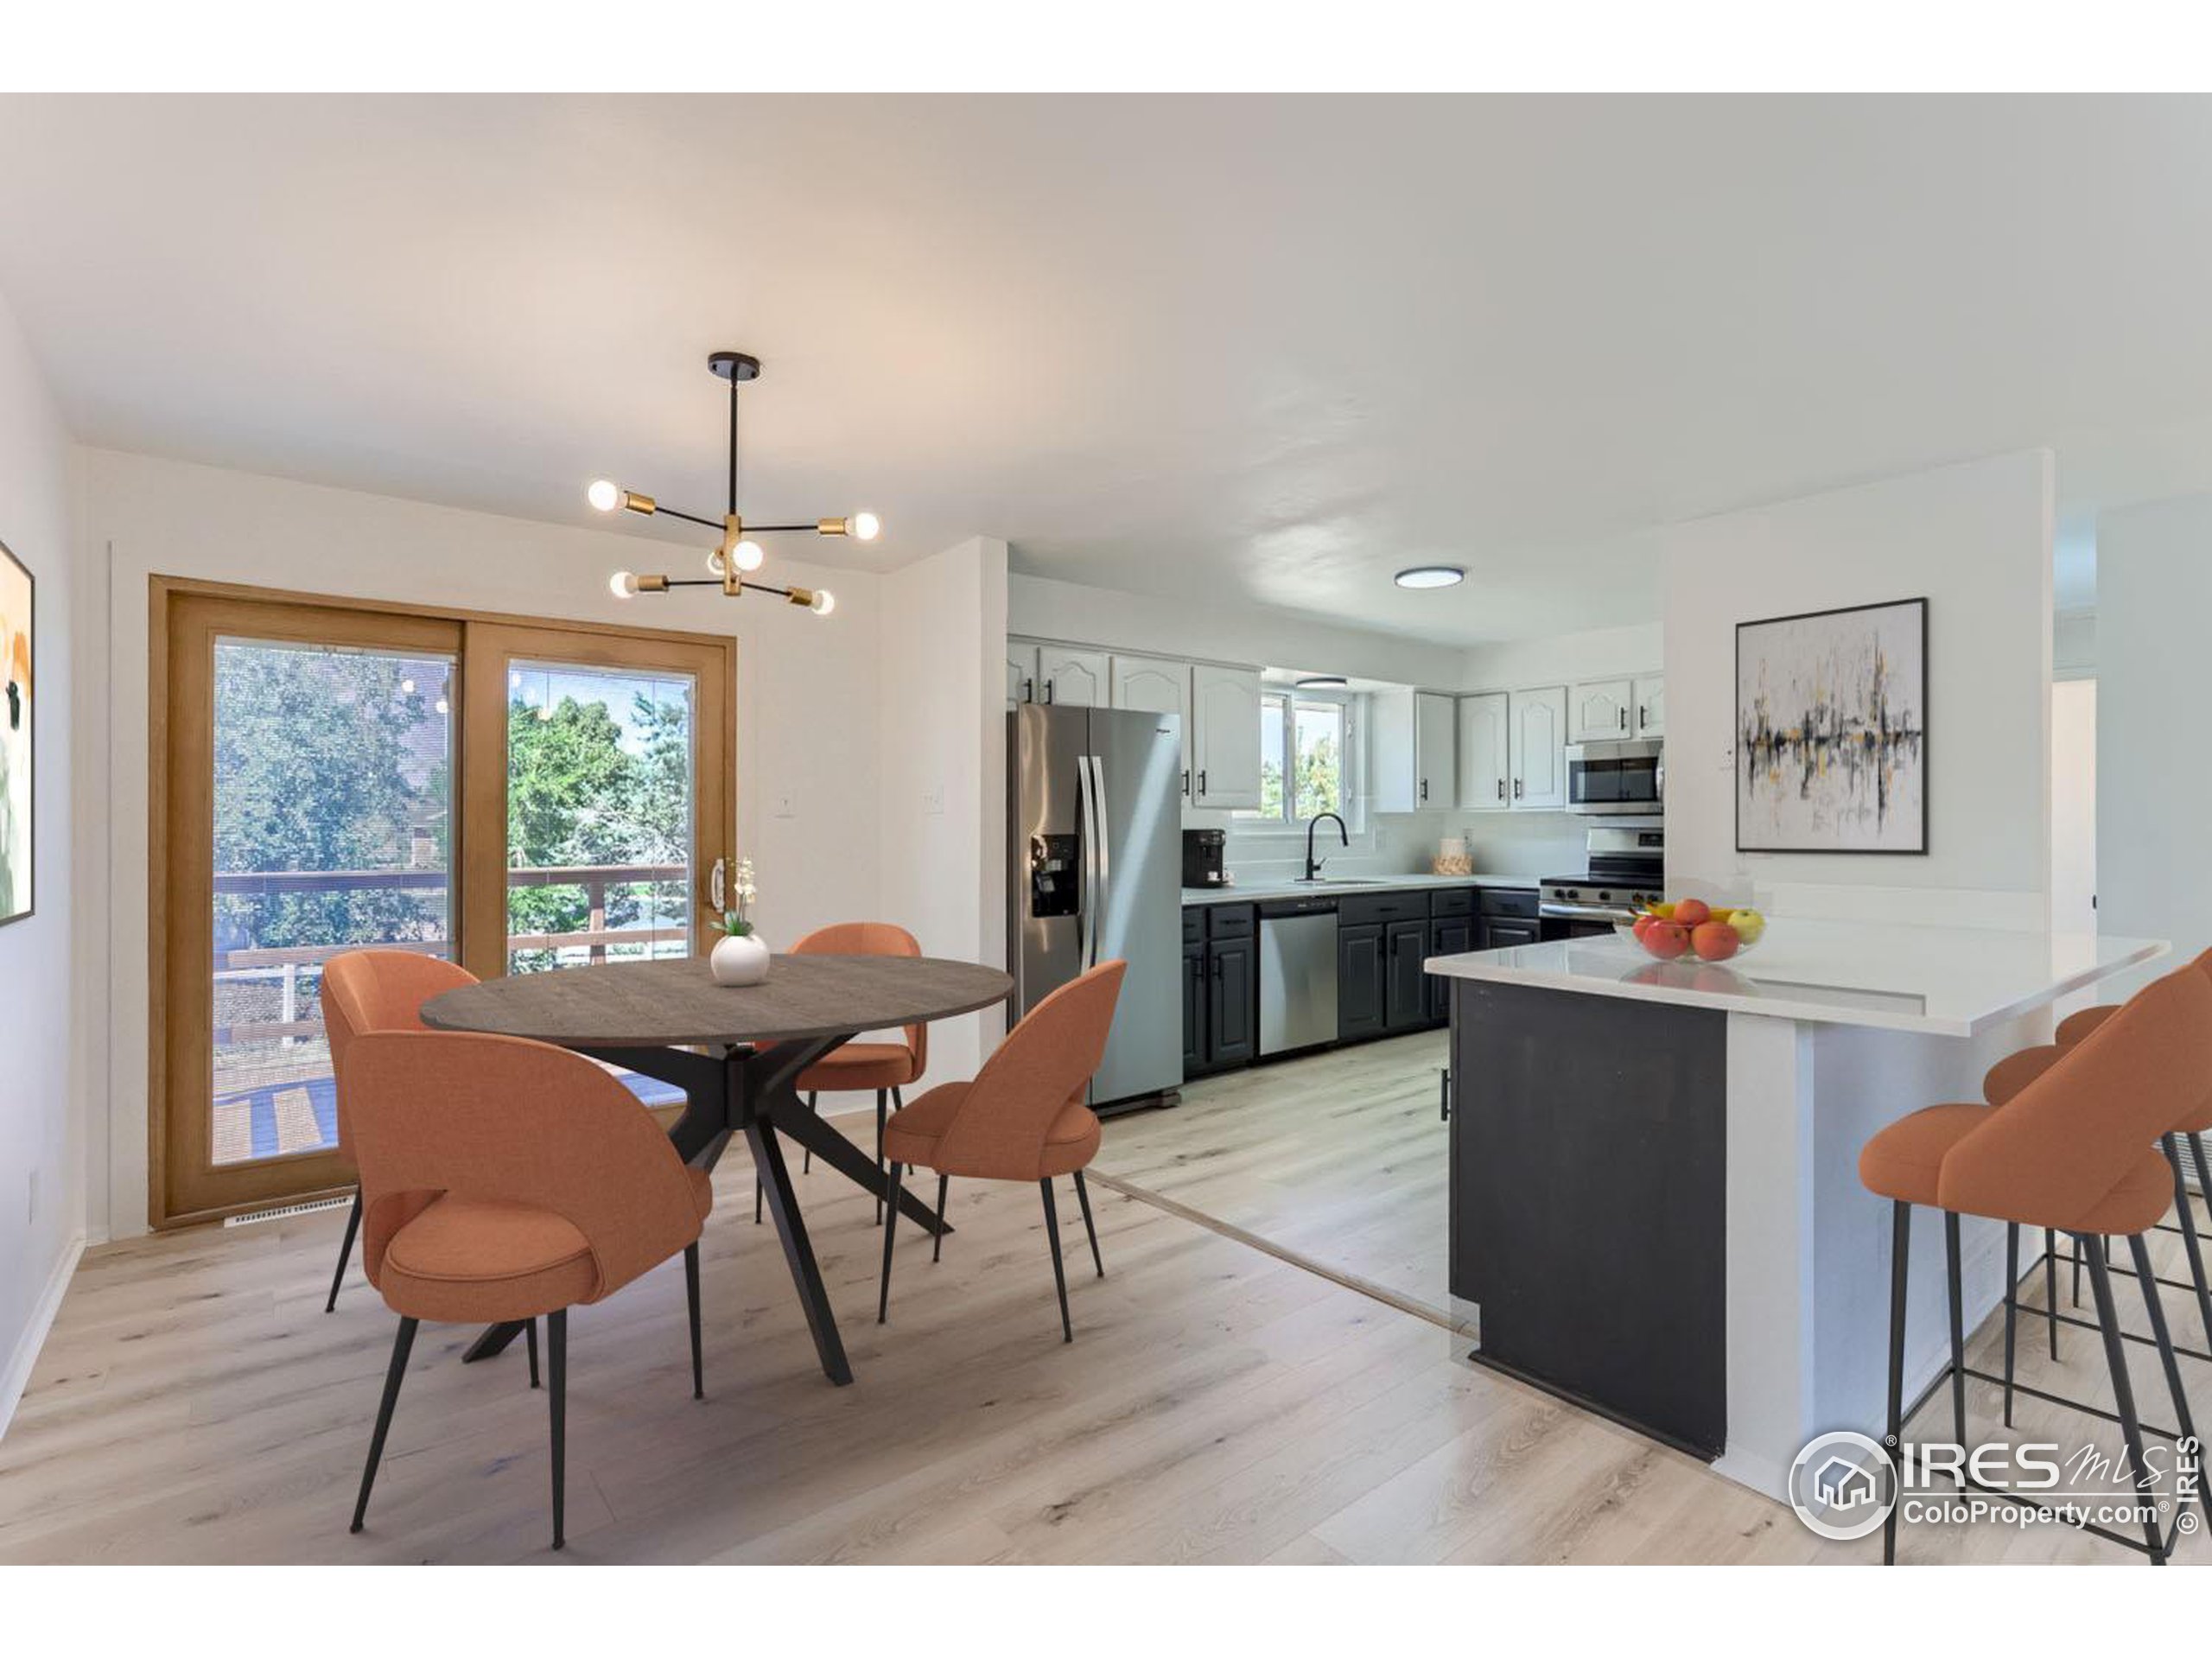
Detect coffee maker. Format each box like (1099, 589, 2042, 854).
(1181, 828, 1228, 888)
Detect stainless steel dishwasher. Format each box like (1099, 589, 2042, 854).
(1258, 895, 1339, 1055)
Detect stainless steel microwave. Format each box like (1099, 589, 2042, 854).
(1564, 738, 1664, 815)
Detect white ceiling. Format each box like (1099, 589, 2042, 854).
(0, 94, 2204, 640)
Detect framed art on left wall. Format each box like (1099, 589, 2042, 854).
(1, 536, 29, 925)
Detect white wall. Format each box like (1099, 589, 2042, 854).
(0, 288, 80, 1433)
(2099, 493, 2212, 981)
(1661, 451, 2055, 927)
(2050, 680, 2097, 936)
(79, 449, 888, 1240)
(1010, 572, 1471, 690)
(877, 537, 1009, 1079)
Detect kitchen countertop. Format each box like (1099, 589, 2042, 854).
(1425, 918, 2166, 1037)
(1183, 872, 1541, 906)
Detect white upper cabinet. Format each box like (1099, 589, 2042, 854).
(1110, 653, 1194, 800)
(1511, 685, 1568, 810)
(1190, 664, 1263, 809)
(1570, 677, 1634, 742)
(1633, 675, 1665, 738)
(1034, 645, 1108, 709)
(1372, 690, 1458, 813)
(1456, 691, 1510, 810)
(1007, 639, 1039, 709)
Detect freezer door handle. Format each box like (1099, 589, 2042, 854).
(1076, 753, 1098, 970)
(1086, 753, 1111, 969)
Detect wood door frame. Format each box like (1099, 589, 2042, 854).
(149, 575, 737, 1230)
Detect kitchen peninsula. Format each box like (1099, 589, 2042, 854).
(1429, 919, 2166, 1497)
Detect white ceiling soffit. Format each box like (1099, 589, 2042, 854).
(0, 94, 2202, 640)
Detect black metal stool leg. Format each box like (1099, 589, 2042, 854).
(2003, 1223, 2019, 1427)
(1040, 1179, 1072, 1343)
(350, 1315, 418, 1534)
(2044, 1228, 2062, 1361)
(1884, 1199, 1910, 1567)
(875, 1090, 887, 1224)
(326, 1187, 363, 1313)
(803, 1090, 816, 1173)
(2163, 1135, 2212, 1354)
(547, 1307, 568, 1552)
(1074, 1168, 1104, 1278)
(879, 1161, 902, 1323)
(2084, 1241, 2165, 1563)
(525, 1317, 540, 1389)
(684, 1241, 703, 1400)
(1945, 1211, 1967, 1450)
(2074, 1233, 2085, 1307)
(932, 1173, 948, 1263)
(2128, 1230, 2211, 1531)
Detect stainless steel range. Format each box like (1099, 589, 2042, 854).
(1538, 824, 1665, 940)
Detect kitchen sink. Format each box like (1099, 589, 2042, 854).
(1290, 877, 1382, 887)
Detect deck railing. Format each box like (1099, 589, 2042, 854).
(211, 863, 689, 1046)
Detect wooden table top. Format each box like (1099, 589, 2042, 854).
(419, 954, 1014, 1049)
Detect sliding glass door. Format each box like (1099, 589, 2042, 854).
(156, 586, 733, 1227)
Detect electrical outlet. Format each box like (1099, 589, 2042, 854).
(922, 784, 945, 816)
(771, 791, 796, 819)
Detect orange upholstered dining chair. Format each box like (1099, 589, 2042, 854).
(321, 950, 480, 1313)
(877, 959, 1126, 1343)
(341, 1027, 712, 1550)
(1859, 963, 2212, 1563)
(753, 920, 929, 1226)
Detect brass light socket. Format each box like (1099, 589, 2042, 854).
(636, 573, 671, 594)
(622, 492, 658, 516)
(785, 586, 817, 607)
(817, 517, 848, 537)
(720, 514, 744, 596)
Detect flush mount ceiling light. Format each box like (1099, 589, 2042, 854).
(594, 350, 877, 616)
(1394, 565, 1466, 590)
(1295, 676, 1350, 690)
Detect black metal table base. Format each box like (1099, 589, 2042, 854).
(460, 1033, 951, 1385)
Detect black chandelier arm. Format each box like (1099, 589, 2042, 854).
(652, 577, 794, 599)
(639, 502, 726, 532)
(630, 500, 830, 537)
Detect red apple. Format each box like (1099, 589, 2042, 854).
(1692, 920, 1740, 962)
(1673, 898, 1712, 929)
(1643, 921, 1690, 960)
(1631, 913, 1655, 940)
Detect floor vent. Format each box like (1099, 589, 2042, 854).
(224, 1194, 352, 1228)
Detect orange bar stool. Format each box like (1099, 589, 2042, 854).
(753, 921, 929, 1227)
(1859, 964, 2212, 1564)
(878, 960, 1125, 1342)
(322, 950, 480, 1316)
(342, 1028, 713, 1551)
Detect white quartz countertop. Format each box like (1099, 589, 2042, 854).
(1184, 872, 1540, 905)
(1426, 918, 2168, 1037)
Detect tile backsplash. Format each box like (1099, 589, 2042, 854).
(1224, 808, 1588, 884)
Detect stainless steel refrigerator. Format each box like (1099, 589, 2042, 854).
(1008, 703, 1183, 1111)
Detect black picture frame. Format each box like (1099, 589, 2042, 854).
(0, 533, 30, 926)
(1734, 595, 1929, 856)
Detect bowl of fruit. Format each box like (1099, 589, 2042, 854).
(1618, 899, 1766, 963)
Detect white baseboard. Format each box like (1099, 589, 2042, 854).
(0, 1231, 86, 1445)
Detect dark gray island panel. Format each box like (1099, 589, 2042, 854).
(1448, 977, 1728, 1459)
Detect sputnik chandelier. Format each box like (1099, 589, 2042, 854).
(592, 350, 877, 617)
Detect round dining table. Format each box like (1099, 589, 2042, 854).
(421, 952, 1014, 1387)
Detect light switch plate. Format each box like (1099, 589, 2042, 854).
(772, 791, 796, 819)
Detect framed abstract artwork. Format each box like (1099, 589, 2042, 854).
(1736, 596, 1927, 855)
(1, 537, 29, 925)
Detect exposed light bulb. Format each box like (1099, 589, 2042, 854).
(400, 678, 415, 695)
(733, 539, 765, 572)
(435, 698, 449, 715)
(849, 512, 880, 542)
(610, 569, 640, 599)
(588, 480, 623, 512)
(810, 588, 836, 615)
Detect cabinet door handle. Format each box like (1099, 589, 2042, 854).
(1044, 678, 1055, 704)
(1513, 779, 1523, 799)
(1198, 769, 1207, 797)
(1440, 1067, 1452, 1122)
(1618, 708, 1626, 731)
(1420, 778, 1428, 803)
(1497, 778, 1504, 801)
(1025, 677, 1035, 702)
(1212, 954, 1224, 982)
(1181, 768, 1191, 798)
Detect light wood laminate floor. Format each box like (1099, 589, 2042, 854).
(1096, 1031, 1459, 1326)
(3, 1109, 2209, 1563)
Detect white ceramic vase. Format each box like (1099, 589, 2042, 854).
(710, 931, 771, 986)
